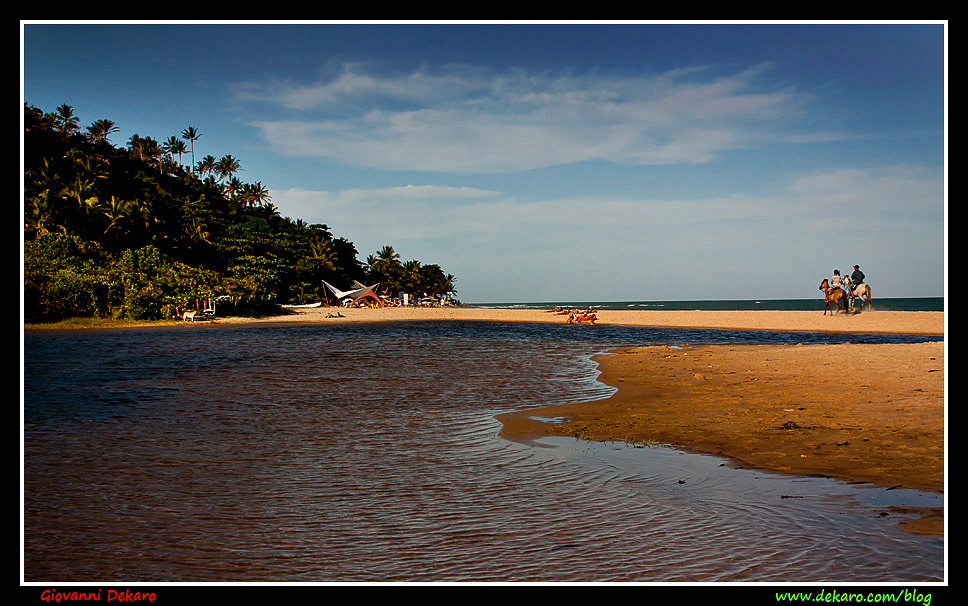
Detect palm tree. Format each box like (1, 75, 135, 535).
(225, 177, 245, 200)
(133, 198, 155, 233)
(309, 235, 337, 266)
(416, 263, 456, 298)
(163, 136, 188, 167)
(87, 119, 119, 144)
(400, 259, 422, 293)
(184, 215, 211, 245)
(242, 181, 271, 208)
(196, 155, 217, 177)
(128, 134, 163, 164)
(310, 223, 333, 240)
(61, 174, 99, 218)
(181, 126, 200, 171)
(25, 190, 59, 238)
(440, 273, 457, 296)
(215, 155, 241, 184)
(50, 103, 80, 138)
(102, 195, 134, 235)
(368, 245, 403, 295)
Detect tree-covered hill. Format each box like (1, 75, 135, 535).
(23, 102, 457, 322)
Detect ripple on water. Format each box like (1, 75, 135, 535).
(23, 322, 943, 582)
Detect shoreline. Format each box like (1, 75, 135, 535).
(217, 305, 945, 335)
(497, 340, 945, 534)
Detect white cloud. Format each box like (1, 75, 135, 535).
(243, 62, 816, 173)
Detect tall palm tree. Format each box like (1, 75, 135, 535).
(181, 126, 200, 171)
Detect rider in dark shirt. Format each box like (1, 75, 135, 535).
(849, 265, 865, 304)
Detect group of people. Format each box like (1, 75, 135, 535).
(548, 306, 599, 325)
(825, 264, 869, 313)
(829, 264, 866, 296)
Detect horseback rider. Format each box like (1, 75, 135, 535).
(850, 265, 865, 297)
(829, 269, 844, 292)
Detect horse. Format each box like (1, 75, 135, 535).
(819, 278, 849, 315)
(850, 283, 873, 311)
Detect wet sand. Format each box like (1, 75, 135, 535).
(232, 305, 946, 533)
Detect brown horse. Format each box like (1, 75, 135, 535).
(819, 278, 848, 315)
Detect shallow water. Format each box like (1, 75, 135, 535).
(22, 321, 944, 582)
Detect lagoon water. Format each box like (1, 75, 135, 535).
(23, 321, 943, 582)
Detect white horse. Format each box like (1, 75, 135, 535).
(850, 283, 873, 311)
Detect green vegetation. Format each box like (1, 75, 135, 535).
(23, 102, 457, 323)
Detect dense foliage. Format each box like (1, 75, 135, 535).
(23, 103, 457, 322)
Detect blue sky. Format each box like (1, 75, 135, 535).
(22, 22, 946, 303)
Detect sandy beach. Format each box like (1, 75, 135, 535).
(231, 304, 945, 335)
(231, 305, 946, 533)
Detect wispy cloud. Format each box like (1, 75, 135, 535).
(275, 164, 941, 256)
(240, 62, 816, 173)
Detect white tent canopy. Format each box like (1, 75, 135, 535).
(321, 280, 382, 306)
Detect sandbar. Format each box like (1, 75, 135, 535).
(226, 305, 944, 335)
(497, 340, 944, 534)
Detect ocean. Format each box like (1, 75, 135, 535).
(23, 320, 943, 582)
(473, 297, 944, 312)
